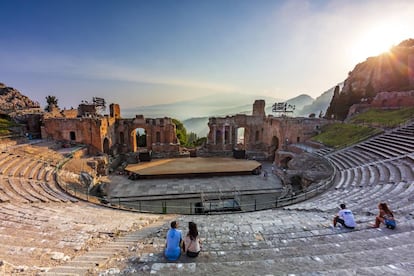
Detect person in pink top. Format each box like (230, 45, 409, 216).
(183, 222, 201, 257)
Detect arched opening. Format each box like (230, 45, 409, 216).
(236, 127, 245, 150)
(271, 136, 279, 150)
(103, 137, 110, 154)
(133, 128, 147, 152)
(270, 136, 279, 160)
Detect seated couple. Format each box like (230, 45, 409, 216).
(164, 221, 202, 261)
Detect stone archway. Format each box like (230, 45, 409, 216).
(236, 127, 246, 150)
(131, 128, 147, 152)
(270, 136, 279, 160)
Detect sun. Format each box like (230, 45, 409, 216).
(349, 23, 409, 64)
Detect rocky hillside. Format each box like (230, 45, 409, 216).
(298, 83, 343, 117)
(326, 39, 414, 120)
(0, 83, 39, 113)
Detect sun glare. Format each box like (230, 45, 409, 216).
(350, 23, 409, 64)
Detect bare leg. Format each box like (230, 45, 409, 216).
(333, 216, 338, 227)
(372, 216, 383, 228)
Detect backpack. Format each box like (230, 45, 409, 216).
(385, 219, 396, 229)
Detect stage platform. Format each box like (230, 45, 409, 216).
(124, 157, 261, 178)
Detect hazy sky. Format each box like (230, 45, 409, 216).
(1, 0, 413, 109)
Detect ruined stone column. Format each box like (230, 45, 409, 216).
(229, 125, 232, 146)
(213, 125, 216, 144)
(222, 125, 225, 145)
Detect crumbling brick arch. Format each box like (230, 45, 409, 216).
(129, 127, 149, 152)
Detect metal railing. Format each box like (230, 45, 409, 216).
(56, 168, 337, 215)
(54, 149, 338, 215)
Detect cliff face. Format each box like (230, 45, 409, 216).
(0, 83, 40, 113)
(326, 39, 414, 120)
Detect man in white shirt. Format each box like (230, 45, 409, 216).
(333, 203, 356, 229)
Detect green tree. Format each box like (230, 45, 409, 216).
(45, 95, 58, 112)
(172, 118, 188, 146)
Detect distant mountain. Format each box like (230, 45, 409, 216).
(122, 92, 284, 120)
(182, 117, 210, 137)
(0, 82, 39, 113)
(298, 83, 343, 117)
(266, 94, 314, 116)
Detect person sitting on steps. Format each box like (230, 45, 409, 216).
(164, 221, 182, 261)
(333, 203, 356, 229)
(183, 221, 201, 257)
(372, 202, 396, 229)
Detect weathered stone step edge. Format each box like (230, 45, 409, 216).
(198, 223, 414, 250)
(148, 243, 414, 274)
(42, 216, 174, 275)
(141, 230, 414, 264)
(299, 261, 414, 276)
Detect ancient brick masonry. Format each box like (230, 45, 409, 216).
(206, 100, 329, 161)
(42, 103, 179, 156)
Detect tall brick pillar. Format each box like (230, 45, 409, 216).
(252, 100, 265, 117)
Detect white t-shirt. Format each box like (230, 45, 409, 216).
(338, 209, 356, 227)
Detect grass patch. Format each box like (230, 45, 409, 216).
(312, 123, 382, 148)
(349, 107, 414, 127)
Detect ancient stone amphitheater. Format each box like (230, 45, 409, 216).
(1, 122, 414, 275)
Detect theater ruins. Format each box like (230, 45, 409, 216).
(41, 99, 328, 165)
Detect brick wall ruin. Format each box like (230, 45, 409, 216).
(206, 100, 329, 161)
(42, 100, 329, 160)
(42, 103, 179, 156)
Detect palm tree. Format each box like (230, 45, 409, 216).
(45, 95, 58, 112)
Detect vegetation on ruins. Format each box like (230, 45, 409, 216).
(0, 118, 15, 136)
(187, 132, 207, 147)
(348, 107, 414, 127)
(45, 95, 59, 111)
(312, 123, 381, 148)
(173, 119, 207, 147)
(314, 107, 414, 148)
(173, 118, 188, 146)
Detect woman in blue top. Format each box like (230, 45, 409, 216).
(165, 221, 182, 261)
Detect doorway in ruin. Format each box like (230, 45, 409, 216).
(270, 136, 279, 160)
(236, 127, 246, 150)
(133, 128, 147, 152)
(103, 137, 110, 154)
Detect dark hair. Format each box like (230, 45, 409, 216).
(379, 203, 393, 216)
(188, 221, 198, 240)
(171, 221, 177, 228)
(340, 203, 346, 209)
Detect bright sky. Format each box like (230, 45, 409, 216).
(1, 0, 413, 109)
